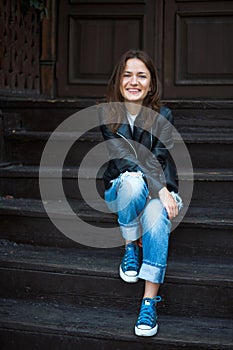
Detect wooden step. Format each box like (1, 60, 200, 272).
(4, 130, 100, 166)
(4, 129, 233, 168)
(0, 99, 93, 132)
(1, 165, 232, 204)
(0, 164, 105, 200)
(0, 298, 232, 350)
(1, 100, 232, 350)
(1, 99, 233, 131)
(0, 240, 232, 319)
(0, 197, 232, 259)
(0, 196, 232, 224)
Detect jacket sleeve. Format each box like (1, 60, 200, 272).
(144, 107, 178, 196)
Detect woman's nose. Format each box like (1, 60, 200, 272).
(130, 75, 138, 85)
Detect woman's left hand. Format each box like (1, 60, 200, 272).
(158, 187, 178, 220)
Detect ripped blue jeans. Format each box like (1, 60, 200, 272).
(104, 171, 181, 284)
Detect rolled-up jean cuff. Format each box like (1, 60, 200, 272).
(138, 262, 166, 284)
(119, 222, 141, 241)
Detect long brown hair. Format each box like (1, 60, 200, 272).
(105, 49, 162, 131)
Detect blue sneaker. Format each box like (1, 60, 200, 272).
(135, 296, 162, 337)
(119, 243, 140, 283)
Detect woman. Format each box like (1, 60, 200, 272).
(99, 49, 182, 337)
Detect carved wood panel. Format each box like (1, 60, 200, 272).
(57, 0, 157, 97)
(164, 0, 233, 99)
(0, 0, 40, 96)
(57, 0, 233, 100)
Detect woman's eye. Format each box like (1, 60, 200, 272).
(122, 73, 147, 79)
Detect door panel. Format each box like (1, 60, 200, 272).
(57, 0, 157, 97)
(57, 0, 233, 100)
(164, 0, 233, 99)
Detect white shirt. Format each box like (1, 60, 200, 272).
(126, 111, 138, 133)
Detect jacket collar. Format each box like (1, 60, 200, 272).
(117, 119, 134, 140)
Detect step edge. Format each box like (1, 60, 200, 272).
(0, 165, 233, 181)
(0, 299, 232, 348)
(0, 241, 232, 286)
(5, 130, 233, 143)
(0, 263, 232, 288)
(0, 199, 232, 227)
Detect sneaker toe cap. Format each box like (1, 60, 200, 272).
(137, 325, 152, 330)
(124, 270, 138, 277)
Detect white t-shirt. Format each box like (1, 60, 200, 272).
(126, 111, 138, 133)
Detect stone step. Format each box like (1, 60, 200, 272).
(0, 197, 232, 259)
(0, 165, 232, 204)
(3, 129, 233, 168)
(0, 240, 232, 319)
(0, 298, 232, 349)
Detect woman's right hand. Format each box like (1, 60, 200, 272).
(158, 187, 178, 220)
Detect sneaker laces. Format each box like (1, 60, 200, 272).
(137, 296, 162, 327)
(123, 243, 140, 271)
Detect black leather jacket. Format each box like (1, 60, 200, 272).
(100, 105, 178, 198)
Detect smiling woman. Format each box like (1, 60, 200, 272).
(100, 49, 183, 337)
(106, 50, 162, 131)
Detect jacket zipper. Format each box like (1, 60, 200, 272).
(150, 127, 153, 151)
(116, 131, 138, 159)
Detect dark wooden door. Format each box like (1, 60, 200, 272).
(57, 0, 233, 100)
(56, 0, 161, 97)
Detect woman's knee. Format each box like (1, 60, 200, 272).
(140, 198, 171, 233)
(118, 172, 148, 200)
(142, 199, 163, 219)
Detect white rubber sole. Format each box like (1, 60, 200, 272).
(135, 323, 159, 337)
(119, 265, 139, 283)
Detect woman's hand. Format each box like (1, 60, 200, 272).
(158, 187, 178, 220)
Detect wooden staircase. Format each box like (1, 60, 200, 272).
(0, 100, 232, 349)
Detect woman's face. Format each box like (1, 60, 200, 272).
(120, 58, 151, 105)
